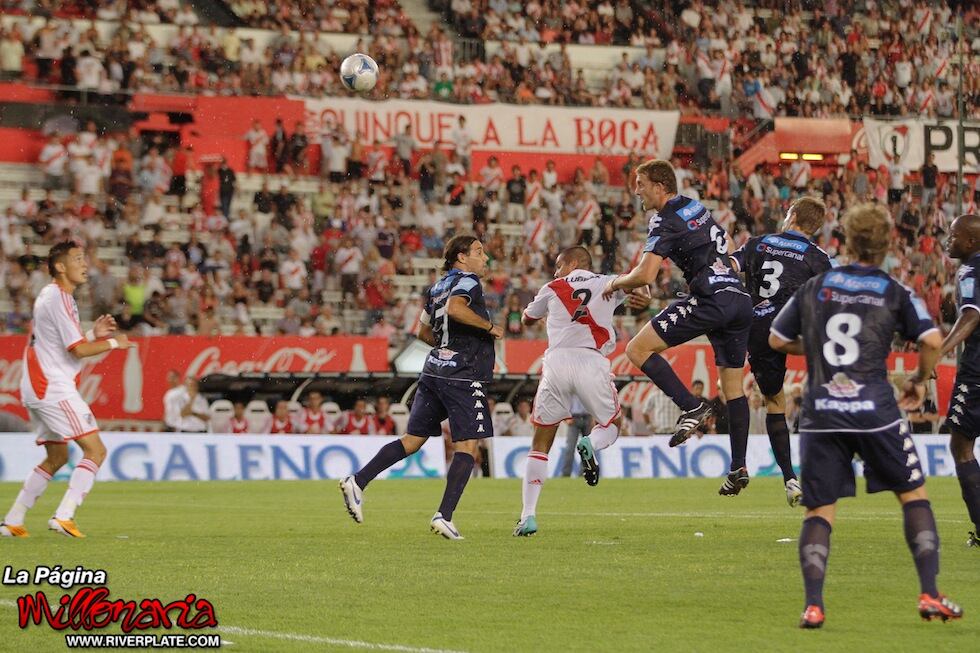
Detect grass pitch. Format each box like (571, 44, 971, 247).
(0, 477, 976, 652)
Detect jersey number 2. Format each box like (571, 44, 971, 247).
(571, 289, 592, 322)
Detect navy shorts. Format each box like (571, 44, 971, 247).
(406, 375, 493, 442)
(800, 422, 925, 509)
(651, 290, 752, 368)
(945, 380, 980, 438)
(747, 314, 787, 397)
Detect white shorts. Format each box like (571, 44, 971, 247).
(532, 348, 621, 428)
(25, 393, 99, 446)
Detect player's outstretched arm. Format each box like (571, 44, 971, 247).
(900, 330, 943, 410)
(602, 252, 662, 299)
(447, 296, 503, 338)
(940, 308, 980, 357)
(70, 333, 135, 359)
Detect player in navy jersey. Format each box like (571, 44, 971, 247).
(603, 159, 755, 496)
(939, 213, 980, 548)
(731, 197, 833, 507)
(769, 204, 962, 628)
(339, 235, 502, 540)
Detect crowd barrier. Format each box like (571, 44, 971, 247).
(0, 433, 972, 482)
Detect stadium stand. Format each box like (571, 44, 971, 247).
(0, 0, 977, 433)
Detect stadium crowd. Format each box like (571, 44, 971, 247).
(0, 1, 977, 117)
(0, 0, 976, 436)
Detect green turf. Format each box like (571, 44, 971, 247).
(0, 477, 976, 652)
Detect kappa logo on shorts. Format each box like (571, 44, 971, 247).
(953, 405, 964, 414)
(950, 415, 961, 425)
(903, 437, 915, 451)
(476, 413, 485, 420)
(471, 382, 483, 388)
(668, 313, 678, 323)
(658, 320, 669, 331)
(909, 469, 923, 483)
(474, 400, 484, 409)
(955, 392, 967, 402)
(472, 390, 485, 397)
(907, 453, 919, 466)
(477, 424, 485, 433)
(677, 305, 689, 317)
(958, 384, 968, 393)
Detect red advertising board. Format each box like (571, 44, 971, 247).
(0, 336, 388, 421)
(501, 340, 956, 416)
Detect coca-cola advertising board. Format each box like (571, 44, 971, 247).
(0, 336, 388, 421)
(500, 340, 957, 417)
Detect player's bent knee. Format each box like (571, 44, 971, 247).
(400, 434, 428, 454)
(804, 504, 836, 525)
(897, 485, 929, 504)
(949, 431, 976, 463)
(453, 438, 480, 455)
(765, 391, 785, 414)
(76, 432, 107, 465)
(43, 446, 69, 471)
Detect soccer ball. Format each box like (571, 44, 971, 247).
(340, 53, 379, 93)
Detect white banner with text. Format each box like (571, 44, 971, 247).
(301, 96, 680, 157)
(490, 435, 971, 479)
(0, 433, 446, 482)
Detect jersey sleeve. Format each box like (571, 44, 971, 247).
(897, 285, 938, 342)
(523, 285, 552, 320)
(770, 293, 803, 342)
(642, 213, 677, 257)
(729, 242, 746, 273)
(958, 264, 980, 315)
(450, 274, 481, 305)
(811, 250, 834, 275)
(50, 296, 85, 351)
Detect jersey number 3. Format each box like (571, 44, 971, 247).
(571, 288, 592, 322)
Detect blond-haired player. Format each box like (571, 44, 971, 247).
(1, 241, 134, 538)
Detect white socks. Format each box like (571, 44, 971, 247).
(54, 459, 99, 521)
(589, 422, 620, 451)
(521, 451, 549, 520)
(4, 466, 51, 525)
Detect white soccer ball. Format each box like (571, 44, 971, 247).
(340, 53, 379, 93)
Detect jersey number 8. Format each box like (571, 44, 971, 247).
(823, 313, 861, 366)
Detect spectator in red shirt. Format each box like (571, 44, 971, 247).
(170, 143, 193, 199)
(373, 397, 397, 435)
(270, 400, 294, 434)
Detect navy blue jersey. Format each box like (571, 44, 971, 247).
(731, 230, 834, 317)
(643, 195, 746, 297)
(420, 269, 495, 382)
(771, 264, 937, 433)
(954, 252, 980, 384)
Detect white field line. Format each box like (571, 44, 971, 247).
(0, 599, 464, 653)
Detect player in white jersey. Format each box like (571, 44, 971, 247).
(514, 246, 648, 536)
(1, 241, 133, 539)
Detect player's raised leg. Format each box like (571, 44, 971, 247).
(0, 442, 65, 538)
(49, 430, 107, 538)
(625, 322, 710, 445)
(340, 434, 425, 524)
(950, 430, 980, 547)
(575, 364, 624, 487)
